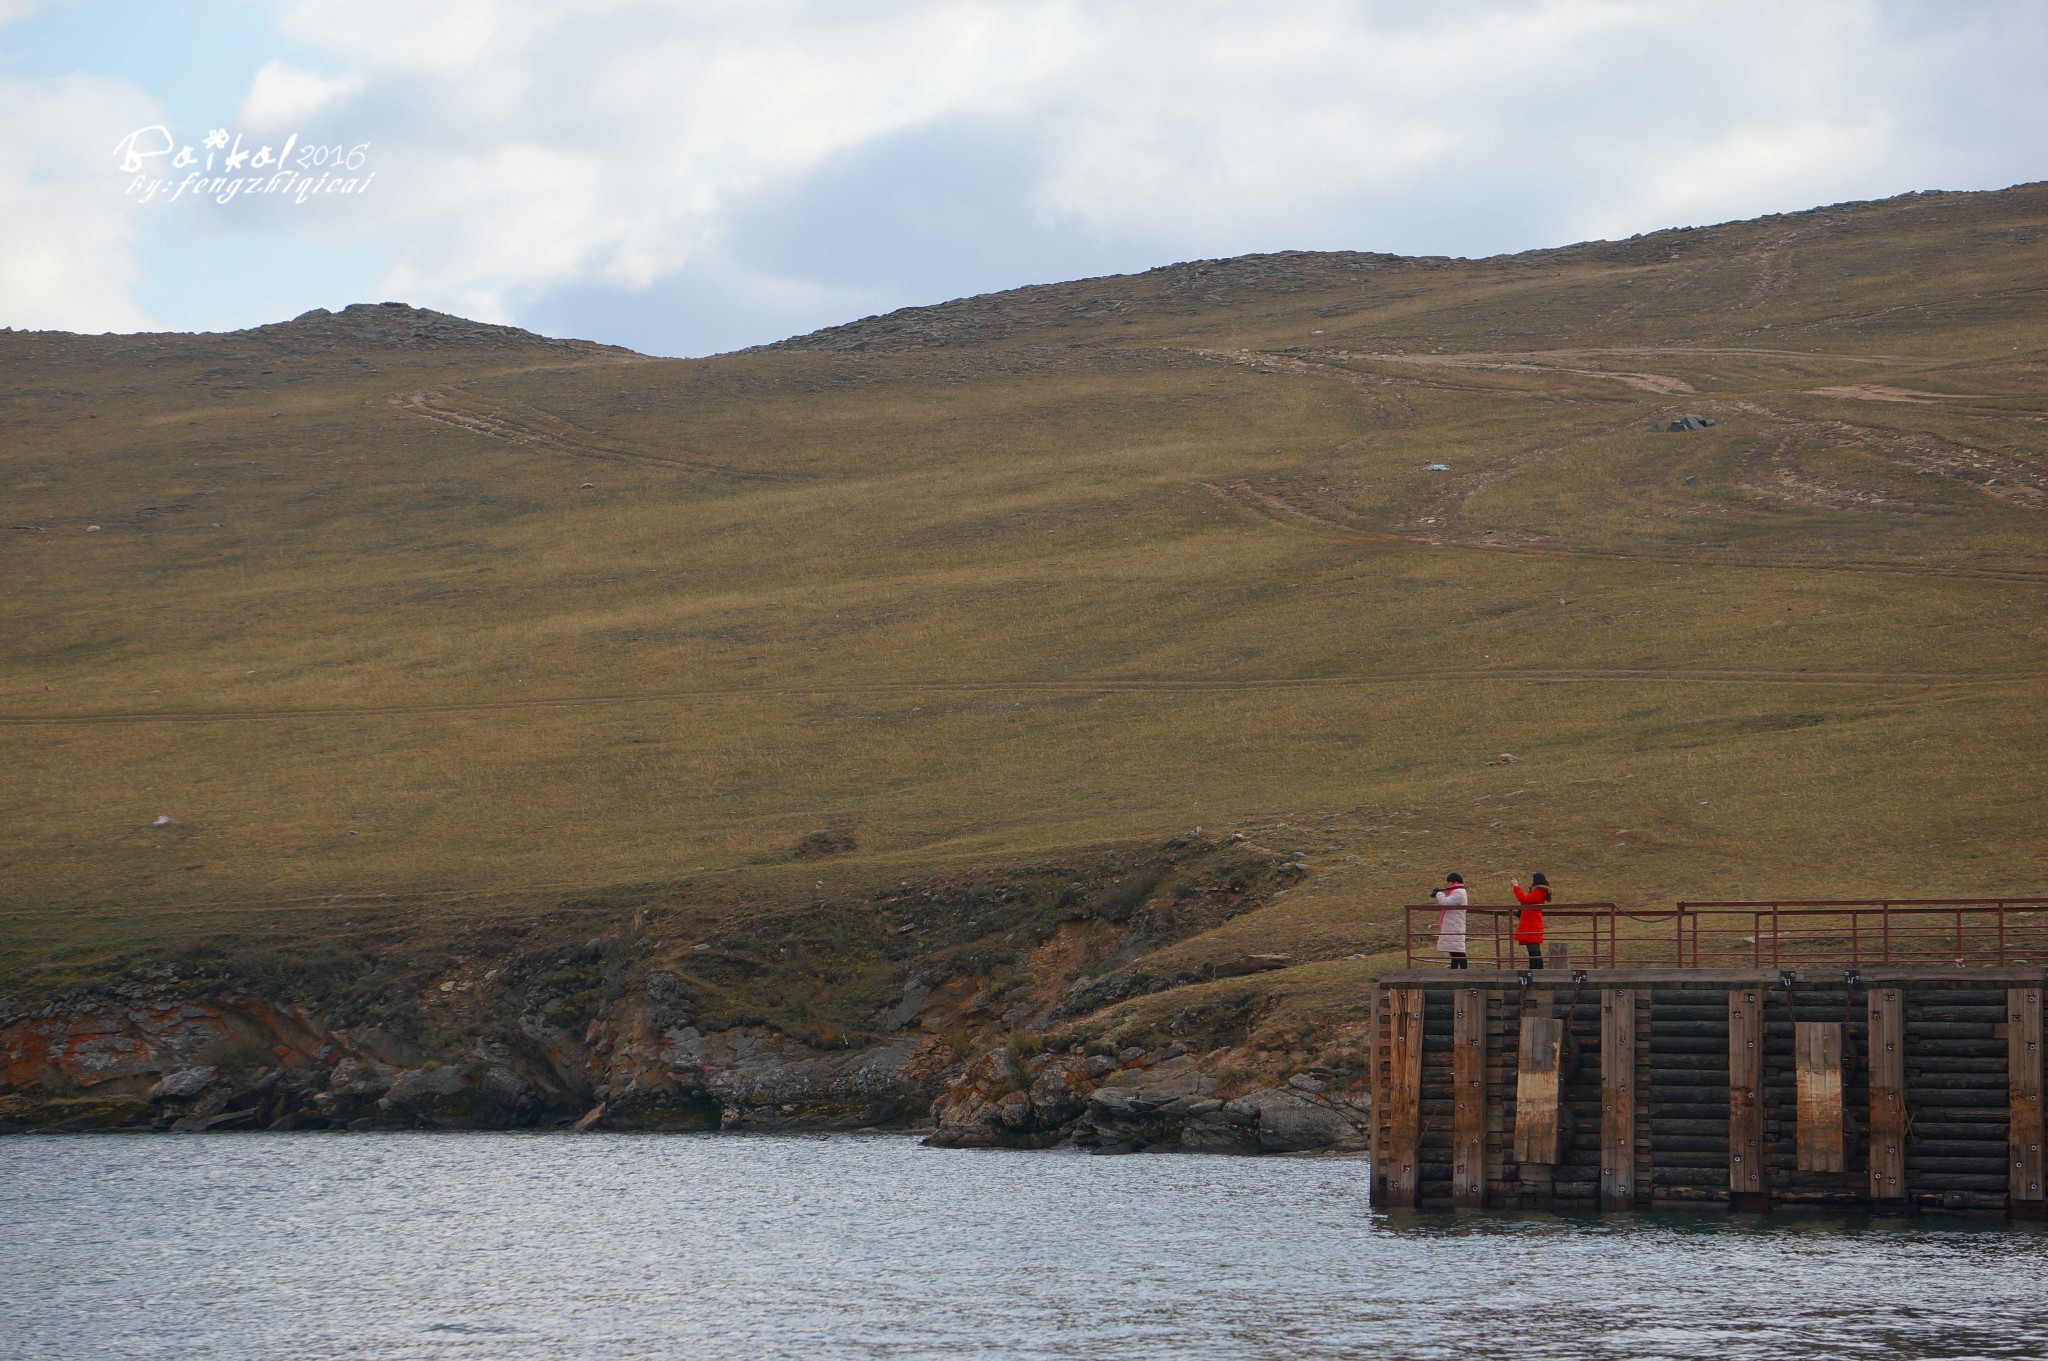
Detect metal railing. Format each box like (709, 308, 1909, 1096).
(1402, 903, 1629, 968)
(1402, 898, 2048, 969)
(1673, 899, 2048, 969)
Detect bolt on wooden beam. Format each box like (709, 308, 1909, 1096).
(1601, 986, 1637, 1211)
(1729, 987, 1766, 1206)
(1868, 986, 1906, 1206)
(2010, 985, 2044, 1213)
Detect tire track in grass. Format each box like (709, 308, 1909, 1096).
(394, 389, 793, 482)
(5, 668, 2040, 727)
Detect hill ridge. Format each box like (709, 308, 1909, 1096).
(762, 180, 2048, 355)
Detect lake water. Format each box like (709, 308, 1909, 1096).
(4, 1134, 2048, 1360)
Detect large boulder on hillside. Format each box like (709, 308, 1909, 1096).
(1227, 1085, 1370, 1152)
(146, 1066, 219, 1104)
(377, 1063, 540, 1128)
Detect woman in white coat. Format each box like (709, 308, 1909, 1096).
(1432, 873, 1469, 969)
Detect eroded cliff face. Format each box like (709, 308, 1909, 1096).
(0, 837, 1370, 1151)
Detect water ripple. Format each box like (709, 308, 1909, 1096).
(3, 1133, 2046, 1360)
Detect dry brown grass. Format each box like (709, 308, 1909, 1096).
(4, 184, 2047, 992)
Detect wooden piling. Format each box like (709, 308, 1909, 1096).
(1514, 1015, 1562, 1164)
(1794, 1021, 1846, 1173)
(1868, 986, 1906, 1207)
(2010, 985, 2044, 1216)
(1452, 986, 1487, 1207)
(1728, 986, 1766, 1207)
(1373, 966, 2045, 1218)
(1601, 986, 1637, 1210)
(1382, 986, 1425, 1208)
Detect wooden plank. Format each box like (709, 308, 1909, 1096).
(1513, 1015, 1562, 1164)
(1634, 990, 1654, 1207)
(1381, 986, 1425, 1208)
(1868, 987, 1906, 1204)
(1794, 1021, 1846, 1173)
(1728, 987, 1765, 1203)
(1452, 986, 1488, 1207)
(1368, 985, 1385, 1197)
(2009, 986, 2044, 1209)
(1600, 986, 1637, 1210)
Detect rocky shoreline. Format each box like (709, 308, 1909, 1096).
(926, 1044, 1368, 1154)
(1, 839, 1375, 1153)
(0, 993, 1370, 1153)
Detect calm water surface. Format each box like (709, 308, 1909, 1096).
(4, 1133, 2046, 1360)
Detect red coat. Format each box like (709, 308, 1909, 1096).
(1512, 883, 1549, 943)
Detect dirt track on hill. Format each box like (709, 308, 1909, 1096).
(1200, 477, 2048, 582)
(4, 667, 2037, 727)
(394, 389, 789, 481)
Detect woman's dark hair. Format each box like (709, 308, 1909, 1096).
(1446, 872, 1464, 884)
(1531, 872, 1549, 887)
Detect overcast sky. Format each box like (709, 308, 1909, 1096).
(2, 0, 2045, 356)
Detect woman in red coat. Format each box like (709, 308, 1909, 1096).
(1511, 872, 1550, 970)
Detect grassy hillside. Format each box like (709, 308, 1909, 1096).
(4, 184, 2048, 994)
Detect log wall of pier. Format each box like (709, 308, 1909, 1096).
(1370, 968, 2048, 1217)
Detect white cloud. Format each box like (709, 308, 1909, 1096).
(5, 0, 2046, 345)
(238, 57, 362, 128)
(247, 0, 1080, 320)
(0, 72, 159, 331)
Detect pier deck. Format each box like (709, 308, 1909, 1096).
(1372, 900, 2047, 1217)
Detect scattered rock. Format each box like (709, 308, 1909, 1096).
(380, 1064, 465, 1110)
(175, 1108, 259, 1133)
(1205, 953, 1293, 979)
(792, 829, 857, 860)
(1226, 1086, 1368, 1152)
(147, 1066, 219, 1104)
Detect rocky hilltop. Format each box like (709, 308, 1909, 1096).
(762, 185, 2022, 355)
(252, 301, 635, 354)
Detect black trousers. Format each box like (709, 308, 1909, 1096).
(1448, 952, 1468, 969)
(1524, 942, 1543, 970)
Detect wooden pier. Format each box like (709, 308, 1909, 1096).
(1370, 899, 2048, 1217)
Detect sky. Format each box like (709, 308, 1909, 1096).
(1, 0, 2045, 357)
